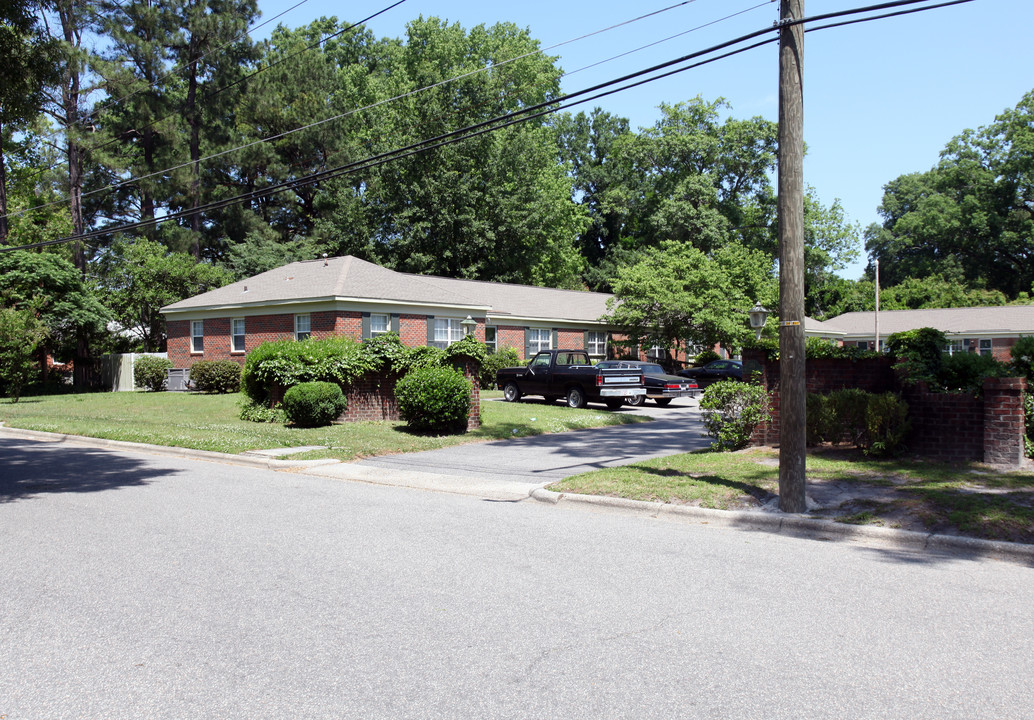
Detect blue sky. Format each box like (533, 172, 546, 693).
(256, 0, 1034, 279)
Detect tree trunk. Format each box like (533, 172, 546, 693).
(0, 122, 9, 243)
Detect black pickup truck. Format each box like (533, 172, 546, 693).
(496, 349, 646, 410)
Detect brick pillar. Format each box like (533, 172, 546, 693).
(453, 358, 482, 431)
(983, 376, 1028, 466)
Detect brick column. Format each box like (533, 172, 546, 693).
(983, 376, 1028, 466)
(453, 358, 482, 431)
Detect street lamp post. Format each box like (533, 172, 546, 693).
(748, 302, 770, 341)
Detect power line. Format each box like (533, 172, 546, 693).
(2, 0, 974, 253)
(6, 0, 724, 222)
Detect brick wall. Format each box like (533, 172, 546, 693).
(269, 358, 482, 431)
(745, 350, 1028, 466)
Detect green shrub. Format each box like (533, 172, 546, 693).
(938, 352, 1007, 393)
(134, 355, 173, 392)
(281, 381, 347, 427)
(888, 327, 947, 386)
(480, 347, 521, 390)
(805, 393, 830, 446)
(395, 366, 472, 433)
(1024, 392, 1033, 459)
(444, 334, 488, 366)
(862, 392, 910, 457)
(699, 380, 771, 451)
(189, 360, 241, 393)
(826, 388, 871, 446)
(238, 396, 286, 423)
(1010, 336, 1034, 382)
(693, 349, 721, 366)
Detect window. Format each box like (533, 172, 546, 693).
(979, 339, 992, 357)
(295, 314, 311, 341)
(945, 339, 967, 355)
(370, 313, 389, 336)
(231, 318, 245, 353)
(586, 331, 607, 357)
(191, 320, 204, 353)
(527, 328, 551, 354)
(434, 318, 463, 347)
(484, 326, 497, 353)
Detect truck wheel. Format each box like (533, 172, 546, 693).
(566, 387, 587, 409)
(605, 398, 623, 410)
(654, 398, 672, 407)
(625, 394, 645, 407)
(503, 382, 522, 402)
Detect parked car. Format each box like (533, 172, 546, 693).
(677, 359, 743, 387)
(496, 349, 646, 409)
(596, 360, 700, 406)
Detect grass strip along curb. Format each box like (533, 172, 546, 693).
(529, 488, 1034, 566)
(0, 425, 341, 471)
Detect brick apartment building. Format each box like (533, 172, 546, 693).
(161, 255, 622, 369)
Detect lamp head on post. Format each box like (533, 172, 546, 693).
(460, 315, 477, 337)
(748, 301, 770, 340)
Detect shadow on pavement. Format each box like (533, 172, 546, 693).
(0, 439, 180, 503)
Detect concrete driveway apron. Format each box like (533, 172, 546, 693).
(305, 398, 711, 499)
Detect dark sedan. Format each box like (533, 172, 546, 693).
(676, 359, 743, 387)
(596, 360, 700, 406)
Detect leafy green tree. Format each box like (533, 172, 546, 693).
(604, 239, 776, 359)
(868, 89, 1034, 299)
(0, 306, 48, 401)
(0, 0, 61, 242)
(313, 17, 586, 287)
(0, 249, 108, 364)
(98, 237, 232, 351)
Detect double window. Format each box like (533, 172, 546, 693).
(231, 318, 245, 353)
(295, 314, 311, 341)
(191, 320, 204, 353)
(527, 328, 551, 355)
(434, 318, 464, 347)
(586, 331, 607, 358)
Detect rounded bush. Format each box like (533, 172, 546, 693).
(134, 355, 173, 392)
(699, 380, 771, 451)
(480, 347, 521, 390)
(189, 359, 241, 393)
(282, 381, 347, 427)
(395, 366, 472, 433)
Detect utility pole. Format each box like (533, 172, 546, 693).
(874, 258, 881, 352)
(778, 0, 806, 513)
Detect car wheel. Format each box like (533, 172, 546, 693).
(654, 398, 672, 407)
(604, 398, 623, 410)
(624, 394, 645, 407)
(566, 386, 587, 409)
(503, 382, 522, 402)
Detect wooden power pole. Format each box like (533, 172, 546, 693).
(778, 0, 807, 513)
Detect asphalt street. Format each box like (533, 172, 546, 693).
(2, 435, 1033, 720)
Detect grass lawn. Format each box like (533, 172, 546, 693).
(0, 390, 646, 461)
(550, 446, 1034, 544)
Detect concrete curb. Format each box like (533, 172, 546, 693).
(0, 425, 341, 470)
(529, 488, 1034, 566)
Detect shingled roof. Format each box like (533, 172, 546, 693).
(820, 306, 1034, 337)
(161, 255, 615, 324)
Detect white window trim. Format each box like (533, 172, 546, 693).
(191, 320, 204, 354)
(295, 313, 311, 341)
(231, 318, 246, 353)
(587, 331, 607, 357)
(484, 326, 497, 353)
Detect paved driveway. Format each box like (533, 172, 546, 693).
(307, 398, 711, 497)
